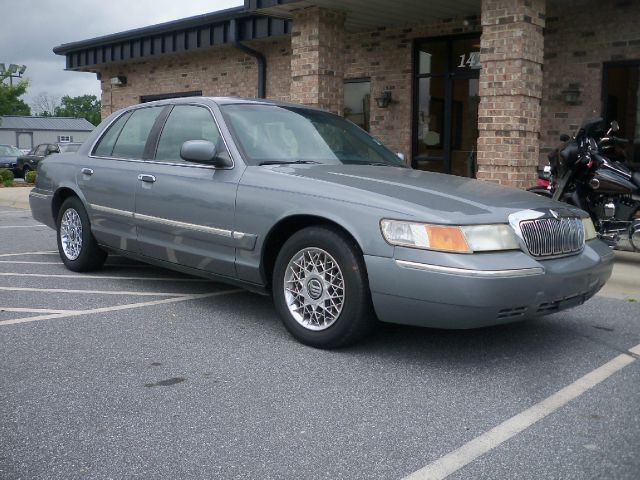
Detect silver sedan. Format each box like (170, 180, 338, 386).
(30, 97, 614, 348)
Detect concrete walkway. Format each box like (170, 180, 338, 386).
(0, 187, 31, 209)
(0, 185, 637, 300)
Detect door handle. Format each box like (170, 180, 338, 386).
(81, 168, 94, 175)
(138, 174, 156, 183)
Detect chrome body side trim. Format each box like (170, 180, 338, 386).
(29, 191, 51, 200)
(395, 259, 545, 278)
(88, 204, 256, 249)
(90, 204, 134, 218)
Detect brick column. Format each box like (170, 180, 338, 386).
(290, 7, 345, 114)
(476, 0, 545, 188)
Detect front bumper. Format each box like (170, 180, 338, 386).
(364, 240, 614, 329)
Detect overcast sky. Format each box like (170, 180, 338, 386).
(0, 0, 243, 112)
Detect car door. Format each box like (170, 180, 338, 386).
(21, 144, 46, 171)
(134, 103, 241, 277)
(77, 106, 166, 251)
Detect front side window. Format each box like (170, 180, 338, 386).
(111, 107, 163, 159)
(221, 104, 405, 167)
(155, 105, 223, 162)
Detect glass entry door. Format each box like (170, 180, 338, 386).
(413, 35, 481, 177)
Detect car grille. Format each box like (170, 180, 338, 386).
(519, 217, 585, 257)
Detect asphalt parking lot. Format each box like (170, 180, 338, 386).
(1, 204, 639, 479)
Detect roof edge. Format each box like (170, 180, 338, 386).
(53, 5, 248, 55)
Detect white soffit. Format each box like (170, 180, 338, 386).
(256, 0, 481, 31)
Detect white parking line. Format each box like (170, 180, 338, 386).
(1, 307, 76, 314)
(0, 286, 187, 296)
(0, 289, 244, 326)
(0, 251, 57, 257)
(403, 343, 640, 480)
(0, 272, 213, 282)
(0, 261, 63, 265)
(0, 226, 47, 229)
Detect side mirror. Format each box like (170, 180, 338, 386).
(180, 140, 231, 167)
(559, 134, 571, 142)
(396, 152, 406, 162)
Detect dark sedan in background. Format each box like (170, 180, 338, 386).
(29, 97, 614, 348)
(17, 142, 81, 177)
(0, 144, 22, 177)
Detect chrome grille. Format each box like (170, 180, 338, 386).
(519, 217, 585, 257)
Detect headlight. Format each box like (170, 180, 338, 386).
(582, 217, 597, 241)
(380, 220, 520, 253)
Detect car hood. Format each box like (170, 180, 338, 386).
(263, 164, 577, 224)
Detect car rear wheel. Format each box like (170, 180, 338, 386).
(56, 196, 107, 272)
(272, 226, 375, 348)
(22, 165, 30, 179)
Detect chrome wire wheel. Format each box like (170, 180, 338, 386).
(60, 208, 83, 260)
(283, 247, 345, 331)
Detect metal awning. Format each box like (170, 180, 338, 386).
(245, 0, 481, 31)
(53, 6, 291, 72)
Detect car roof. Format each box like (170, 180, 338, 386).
(127, 96, 322, 111)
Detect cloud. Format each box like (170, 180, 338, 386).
(0, 0, 242, 109)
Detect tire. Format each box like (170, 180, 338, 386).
(21, 165, 30, 179)
(56, 196, 107, 272)
(272, 226, 375, 348)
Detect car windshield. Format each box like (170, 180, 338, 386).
(0, 145, 21, 156)
(59, 144, 81, 153)
(221, 104, 406, 167)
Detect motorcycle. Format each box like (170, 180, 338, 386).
(528, 118, 640, 252)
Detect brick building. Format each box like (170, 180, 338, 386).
(53, 0, 640, 188)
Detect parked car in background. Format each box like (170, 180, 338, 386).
(17, 143, 82, 177)
(0, 144, 22, 177)
(30, 97, 614, 348)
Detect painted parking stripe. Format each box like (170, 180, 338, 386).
(0, 225, 47, 229)
(1, 307, 77, 314)
(403, 343, 640, 480)
(0, 272, 213, 282)
(0, 261, 64, 265)
(0, 289, 244, 326)
(0, 286, 188, 297)
(0, 251, 58, 257)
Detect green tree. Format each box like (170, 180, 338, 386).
(0, 73, 31, 116)
(54, 94, 101, 125)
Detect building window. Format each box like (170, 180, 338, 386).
(58, 135, 72, 143)
(344, 79, 370, 131)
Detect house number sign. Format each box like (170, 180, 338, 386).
(458, 52, 481, 69)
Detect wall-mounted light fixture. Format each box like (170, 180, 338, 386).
(375, 90, 392, 108)
(562, 88, 581, 105)
(110, 75, 127, 86)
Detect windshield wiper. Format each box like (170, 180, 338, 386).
(259, 160, 321, 166)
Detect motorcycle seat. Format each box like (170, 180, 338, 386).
(633, 171, 640, 187)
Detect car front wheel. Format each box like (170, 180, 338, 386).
(56, 196, 107, 272)
(272, 226, 375, 348)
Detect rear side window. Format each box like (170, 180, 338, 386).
(93, 112, 132, 157)
(111, 107, 163, 159)
(155, 105, 222, 162)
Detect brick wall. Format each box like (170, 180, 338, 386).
(540, 0, 640, 163)
(476, 0, 545, 188)
(99, 38, 291, 118)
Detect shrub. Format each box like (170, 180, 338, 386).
(0, 168, 13, 181)
(25, 170, 37, 183)
(0, 169, 14, 187)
